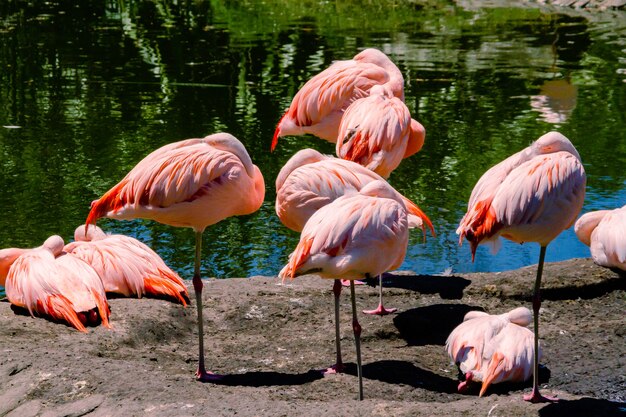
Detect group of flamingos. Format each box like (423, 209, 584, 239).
(0, 48, 622, 403)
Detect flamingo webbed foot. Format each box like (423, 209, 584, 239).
(196, 370, 224, 382)
(363, 304, 397, 315)
(323, 363, 346, 375)
(341, 279, 364, 287)
(523, 389, 559, 403)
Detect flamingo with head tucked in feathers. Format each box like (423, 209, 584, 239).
(271, 48, 405, 150)
(335, 84, 425, 179)
(85, 133, 265, 381)
(446, 307, 538, 397)
(575, 205, 626, 272)
(65, 225, 189, 305)
(275, 148, 434, 374)
(279, 180, 410, 401)
(457, 131, 586, 402)
(0, 235, 111, 332)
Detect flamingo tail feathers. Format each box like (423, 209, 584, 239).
(85, 181, 128, 229)
(271, 111, 288, 152)
(282, 237, 313, 281)
(144, 274, 189, 306)
(37, 296, 87, 333)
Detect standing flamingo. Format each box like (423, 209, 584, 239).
(335, 84, 425, 179)
(276, 148, 434, 323)
(65, 225, 189, 305)
(574, 206, 626, 271)
(271, 48, 404, 150)
(279, 180, 410, 400)
(457, 131, 586, 402)
(446, 307, 539, 396)
(0, 235, 111, 332)
(85, 133, 265, 381)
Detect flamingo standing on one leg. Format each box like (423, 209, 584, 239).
(0, 235, 111, 332)
(85, 133, 265, 381)
(575, 206, 626, 271)
(276, 149, 434, 322)
(65, 225, 189, 305)
(279, 180, 410, 400)
(271, 48, 405, 150)
(457, 131, 586, 402)
(335, 84, 426, 179)
(446, 307, 539, 396)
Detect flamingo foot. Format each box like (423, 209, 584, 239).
(362, 304, 397, 315)
(458, 372, 473, 393)
(341, 279, 364, 287)
(196, 369, 223, 382)
(323, 363, 346, 375)
(523, 389, 559, 403)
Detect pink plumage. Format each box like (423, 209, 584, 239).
(575, 206, 626, 271)
(446, 307, 538, 397)
(272, 48, 405, 150)
(65, 225, 189, 305)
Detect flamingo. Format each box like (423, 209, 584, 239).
(279, 180, 410, 400)
(335, 84, 425, 179)
(271, 48, 404, 150)
(276, 148, 434, 320)
(574, 206, 626, 271)
(446, 307, 539, 397)
(0, 235, 111, 332)
(65, 225, 189, 305)
(85, 133, 265, 381)
(457, 131, 586, 402)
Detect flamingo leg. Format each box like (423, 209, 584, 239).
(325, 279, 345, 374)
(523, 245, 557, 403)
(350, 280, 364, 400)
(363, 274, 397, 315)
(193, 231, 221, 382)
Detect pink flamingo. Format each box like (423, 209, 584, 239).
(65, 225, 189, 305)
(271, 48, 404, 150)
(85, 133, 265, 381)
(279, 180, 410, 400)
(335, 84, 425, 179)
(446, 307, 538, 397)
(457, 131, 586, 402)
(0, 235, 111, 332)
(575, 205, 626, 271)
(276, 148, 434, 320)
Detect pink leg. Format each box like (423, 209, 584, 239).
(523, 246, 557, 403)
(325, 280, 345, 375)
(350, 281, 364, 401)
(192, 232, 222, 382)
(363, 275, 397, 315)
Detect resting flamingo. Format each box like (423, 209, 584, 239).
(271, 48, 404, 150)
(85, 133, 265, 381)
(446, 307, 538, 396)
(0, 235, 111, 332)
(457, 131, 586, 402)
(280, 180, 410, 400)
(65, 225, 189, 305)
(276, 148, 434, 319)
(335, 84, 425, 179)
(575, 205, 626, 271)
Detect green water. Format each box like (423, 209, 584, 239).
(0, 1, 624, 296)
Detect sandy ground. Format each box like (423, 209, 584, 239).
(1, 257, 624, 417)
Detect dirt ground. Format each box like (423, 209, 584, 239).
(1, 257, 624, 417)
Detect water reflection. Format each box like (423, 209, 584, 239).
(0, 1, 625, 295)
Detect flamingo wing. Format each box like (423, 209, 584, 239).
(589, 206, 626, 269)
(336, 94, 410, 178)
(281, 192, 408, 280)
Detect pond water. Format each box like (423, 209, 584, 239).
(0, 1, 625, 295)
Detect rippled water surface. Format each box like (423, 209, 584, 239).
(0, 1, 625, 295)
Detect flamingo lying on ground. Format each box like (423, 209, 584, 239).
(86, 133, 265, 381)
(276, 148, 434, 320)
(575, 205, 626, 272)
(336, 84, 425, 179)
(66, 225, 189, 305)
(0, 235, 110, 332)
(272, 48, 405, 150)
(457, 131, 586, 402)
(280, 180, 410, 400)
(446, 307, 538, 396)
